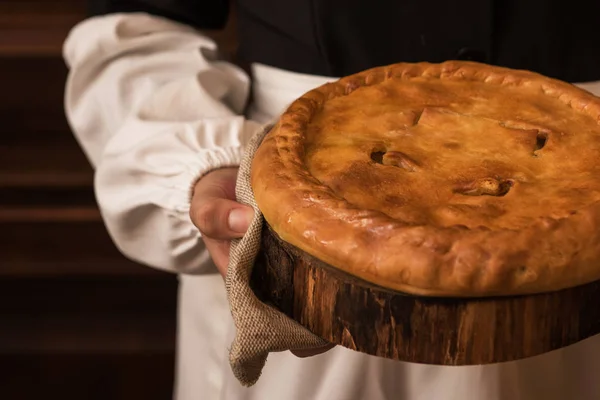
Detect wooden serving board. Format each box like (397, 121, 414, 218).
(250, 224, 600, 365)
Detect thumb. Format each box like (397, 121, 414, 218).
(190, 168, 255, 240)
(228, 207, 255, 234)
(192, 199, 254, 240)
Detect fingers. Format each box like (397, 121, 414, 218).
(193, 167, 238, 199)
(203, 237, 230, 277)
(192, 198, 254, 240)
(190, 168, 255, 241)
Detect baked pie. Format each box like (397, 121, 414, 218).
(251, 61, 600, 297)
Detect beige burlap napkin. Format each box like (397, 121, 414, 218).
(225, 125, 329, 387)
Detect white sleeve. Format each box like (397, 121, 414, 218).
(63, 12, 261, 274)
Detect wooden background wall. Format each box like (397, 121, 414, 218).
(0, 1, 236, 399)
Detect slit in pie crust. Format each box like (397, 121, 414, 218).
(251, 61, 600, 297)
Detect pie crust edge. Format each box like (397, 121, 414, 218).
(251, 61, 600, 297)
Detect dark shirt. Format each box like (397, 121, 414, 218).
(89, 0, 600, 83)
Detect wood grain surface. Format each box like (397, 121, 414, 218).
(252, 224, 600, 365)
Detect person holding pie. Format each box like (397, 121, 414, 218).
(63, 1, 600, 399)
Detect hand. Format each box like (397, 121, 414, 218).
(190, 167, 335, 358)
(190, 168, 254, 277)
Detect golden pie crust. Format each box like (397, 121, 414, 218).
(251, 61, 600, 297)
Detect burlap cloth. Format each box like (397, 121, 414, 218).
(225, 125, 329, 387)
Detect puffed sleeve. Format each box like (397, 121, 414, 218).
(63, 12, 261, 274)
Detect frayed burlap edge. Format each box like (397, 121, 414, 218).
(225, 125, 328, 387)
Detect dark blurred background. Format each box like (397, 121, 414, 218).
(0, 1, 236, 399)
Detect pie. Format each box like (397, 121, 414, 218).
(250, 61, 600, 297)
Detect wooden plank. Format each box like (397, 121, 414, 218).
(0, 172, 91, 187)
(0, 140, 94, 208)
(0, 140, 91, 175)
(0, 354, 175, 400)
(2, 314, 175, 353)
(0, 214, 169, 277)
(0, 0, 238, 57)
(0, 57, 71, 135)
(0, 136, 93, 205)
(0, 185, 95, 208)
(0, 276, 177, 353)
(0, 276, 178, 314)
(0, 7, 182, 400)
(0, 1, 85, 56)
(0, 276, 177, 397)
(0, 207, 100, 221)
